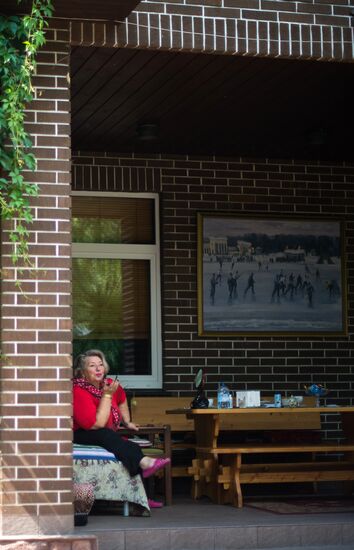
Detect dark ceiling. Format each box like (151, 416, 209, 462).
(1, 0, 140, 20)
(71, 46, 354, 160)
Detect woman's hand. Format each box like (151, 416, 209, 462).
(102, 379, 119, 397)
(118, 399, 139, 431)
(91, 379, 118, 429)
(124, 421, 139, 431)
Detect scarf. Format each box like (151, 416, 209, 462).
(73, 377, 121, 429)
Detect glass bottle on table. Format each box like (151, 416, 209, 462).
(217, 383, 232, 409)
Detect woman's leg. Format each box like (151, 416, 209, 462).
(74, 428, 144, 476)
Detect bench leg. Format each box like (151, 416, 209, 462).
(203, 458, 218, 503)
(217, 459, 233, 505)
(311, 452, 319, 494)
(232, 454, 243, 508)
(190, 457, 219, 503)
(165, 460, 172, 505)
(189, 458, 203, 499)
(343, 451, 354, 496)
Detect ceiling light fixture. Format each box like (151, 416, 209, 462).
(136, 123, 159, 141)
(307, 128, 327, 147)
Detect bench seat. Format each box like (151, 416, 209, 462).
(189, 441, 354, 507)
(197, 442, 354, 454)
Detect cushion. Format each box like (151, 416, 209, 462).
(73, 444, 117, 461)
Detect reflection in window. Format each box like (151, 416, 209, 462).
(72, 196, 155, 244)
(72, 193, 161, 388)
(73, 258, 151, 376)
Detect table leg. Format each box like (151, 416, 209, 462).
(341, 411, 354, 496)
(341, 411, 354, 443)
(193, 414, 219, 448)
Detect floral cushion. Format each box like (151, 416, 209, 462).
(73, 444, 149, 513)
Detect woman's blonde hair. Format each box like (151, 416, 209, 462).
(73, 349, 110, 378)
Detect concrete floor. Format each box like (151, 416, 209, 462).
(75, 495, 354, 550)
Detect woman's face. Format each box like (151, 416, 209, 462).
(83, 355, 106, 387)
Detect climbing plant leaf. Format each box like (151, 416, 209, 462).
(0, 0, 54, 266)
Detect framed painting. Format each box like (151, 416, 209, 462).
(197, 212, 347, 336)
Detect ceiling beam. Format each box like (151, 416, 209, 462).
(0, 0, 140, 21)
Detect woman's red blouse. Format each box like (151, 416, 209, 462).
(73, 379, 126, 431)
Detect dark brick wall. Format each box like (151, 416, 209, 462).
(73, 152, 354, 412)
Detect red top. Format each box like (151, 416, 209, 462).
(73, 379, 127, 431)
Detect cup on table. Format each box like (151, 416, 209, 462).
(208, 398, 214, 408)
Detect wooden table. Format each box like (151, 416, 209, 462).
(167, 406, 354, 507)
(168, 406, 354, 447)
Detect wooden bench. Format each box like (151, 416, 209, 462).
(130, 396, 195, 478)
(196, 442, 354, 507)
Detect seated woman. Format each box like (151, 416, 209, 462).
(73, 349, 170, 489)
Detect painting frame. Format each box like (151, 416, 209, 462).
(197, 212, 347, 337)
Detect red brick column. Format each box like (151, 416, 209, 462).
(0, 20, 73, 535)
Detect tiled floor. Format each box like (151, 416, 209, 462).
(75, 495, 354, 550)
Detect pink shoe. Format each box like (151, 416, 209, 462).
(148, 498, 163, 508)
(142, 457, 170, 479)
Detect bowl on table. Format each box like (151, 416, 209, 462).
(282, 395, 303, 407)
(304, 384, 329, 407)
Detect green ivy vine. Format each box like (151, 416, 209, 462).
(0, 0, 53, 267)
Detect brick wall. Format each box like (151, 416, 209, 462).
(0, 21, 72, 535)
(71, 0, 354, 61)
(72, 151, 354, 426)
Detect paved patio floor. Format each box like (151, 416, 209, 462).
(75, 495, 354, 550)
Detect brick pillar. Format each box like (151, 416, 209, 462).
(0, 20, 73, 535)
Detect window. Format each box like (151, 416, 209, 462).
(72, 192, 162, 389)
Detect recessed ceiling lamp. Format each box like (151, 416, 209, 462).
(307, 128, 327, 146)
(136, 123, 159, 141)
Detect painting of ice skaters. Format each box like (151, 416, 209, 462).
(198, 214, 346, 335)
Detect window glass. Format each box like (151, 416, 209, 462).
(72, 193, 161, 388)
(73, 257, 151, 376)
(72, 196, 155, 244)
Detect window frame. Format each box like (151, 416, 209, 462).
(71, 191, 162, 389)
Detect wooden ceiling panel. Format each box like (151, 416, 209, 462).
(154, 57, 284, 133)
(182, 60, 320, 150)
(73, 50, 165, 142)
(71, 49, 145, 119)
(108, 55, 256, 146)
(92, 52, 204, 143)
(70, 47, 354, 160)
(95, 54, 235, 146)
